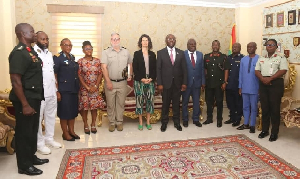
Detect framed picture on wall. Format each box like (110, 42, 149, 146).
(265, 14, 273, 28)
(298, 9, 300, 24)
(288, 10, 296, 25)
(277, 12, 284, 27)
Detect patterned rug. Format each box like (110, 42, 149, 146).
(57, 134, 300, 179)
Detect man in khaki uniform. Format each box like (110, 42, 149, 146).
(101, 33, 133, 132)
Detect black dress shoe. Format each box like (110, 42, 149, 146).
(217, 122, 222, 128)
(62, 135, 75, 141)
(203, 119, 213, 125)
(224, 119, 233, 124)
(70, 134, 80, 139)
(174, 123, 182, 131)
(269, 134, 278, 142)
(237, 124, 250, 130)
(183, 121, 188, 127)
(193, 121, 202, 127)
(33, 157, 49, 165)
(232, 121, 240, 127)
(160, 124, 167, 132)
(18, 166, 43, 175)
(249, 126, 255, 133)
(258, 131, 269, 138)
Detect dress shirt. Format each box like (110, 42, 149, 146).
(239, 55, 259, 94)
(188, 50, 197, 64)
(34, 45, 56, 97)
(167, 46, 176, 63)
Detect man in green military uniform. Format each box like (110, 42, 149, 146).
(9, 23, 48, 176)
(203, 40, 230, 128)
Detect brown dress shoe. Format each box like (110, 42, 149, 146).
(117, 124, 123, 131)
(109, 125, 115, 132)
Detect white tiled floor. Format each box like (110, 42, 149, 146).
(1, 108, 300, 179)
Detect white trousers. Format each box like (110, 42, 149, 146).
(37, 96, 57, 148)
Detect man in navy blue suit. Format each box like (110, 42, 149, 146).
(182, 38, 205, 127)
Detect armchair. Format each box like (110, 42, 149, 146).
(0, 90, 15, 154)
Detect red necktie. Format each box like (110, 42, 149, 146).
(170, 48, 174, 65)
(191, 52, 195, 68)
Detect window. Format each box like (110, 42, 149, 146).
(51, 13, 102, 61)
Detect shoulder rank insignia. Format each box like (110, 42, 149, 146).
(55, 53, 60, 57)
(37, 49, 41, 53)
(122, 46, 126, 49)
(104, 47, 110, 50)
(17, 46, 24, 50)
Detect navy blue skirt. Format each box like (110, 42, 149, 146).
(57, 92, 79, 120)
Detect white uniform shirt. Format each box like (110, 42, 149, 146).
(34, 45, 56, 97)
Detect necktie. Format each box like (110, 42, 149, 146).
(170, 48, 174, 65)
(191, 52, 195, 68)
(248, 58, 252, 73)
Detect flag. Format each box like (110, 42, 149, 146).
(228, 24, 236, 55)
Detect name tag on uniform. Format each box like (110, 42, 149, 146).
(269, 68, 273, 75)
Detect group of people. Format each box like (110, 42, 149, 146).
(8, 22, 288, 176)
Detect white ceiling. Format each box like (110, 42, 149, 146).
(96, 0, 275, 8)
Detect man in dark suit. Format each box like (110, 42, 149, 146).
(182, 38, 205, 128)
(157, 34, 187, 132)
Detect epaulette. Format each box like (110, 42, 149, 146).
(55, 53, 60, 57)
(16, 46, 24, 50)
(122, 46, 126, 49)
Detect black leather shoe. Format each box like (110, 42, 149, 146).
(269, 134, 278, 142)
(183, 121, 188, 127)
(160, 124, 167, 132)
(193, 121, 202, 127)
(33, 157, 49, 165)
(237, 124, 250, 130)
(258, 131, 269, 138)
(174, 123, 182, 131)
(203, 119, 213, 125)
(249, 126, 255, 133)
(224, 119, 233, 124)
(217, 121, 222, 128)
(232, 121, 240, 127)
(62, 135, 75, 141)
(70, 134, 80, 139)
(18, 166, 43, 175)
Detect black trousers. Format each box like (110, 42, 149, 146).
(226, 89, 243, 123)
(161, 80, 181, 125)
(205, 86, 224, 121)
(259, 78, 284, 135)
(12, 99, 41, 170)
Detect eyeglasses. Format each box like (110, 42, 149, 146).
(84, 47, 93, 51)
(167, 38, 176, 41)
(266, 44, 276, 47)
(62, 44, 73, 48)
(111, 38, 120, 42)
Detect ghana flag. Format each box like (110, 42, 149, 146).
(228, 24, 236, 55)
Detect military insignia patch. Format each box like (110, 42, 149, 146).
(17, 46, 24, 50)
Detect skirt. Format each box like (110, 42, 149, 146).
(57, 92, 79, 120)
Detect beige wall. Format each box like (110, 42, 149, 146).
(236, 0, 294, 55)
(14, 0, 235, 55)
(0, 0, 16, 90)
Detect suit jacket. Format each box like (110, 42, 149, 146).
(133, 50, 156, 81)
(184, 50, 205, 88)
(157, 47, 187, 89)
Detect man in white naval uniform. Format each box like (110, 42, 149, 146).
(34, 31, 61, 154)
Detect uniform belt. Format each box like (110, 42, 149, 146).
(110, 79, 125, 82)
